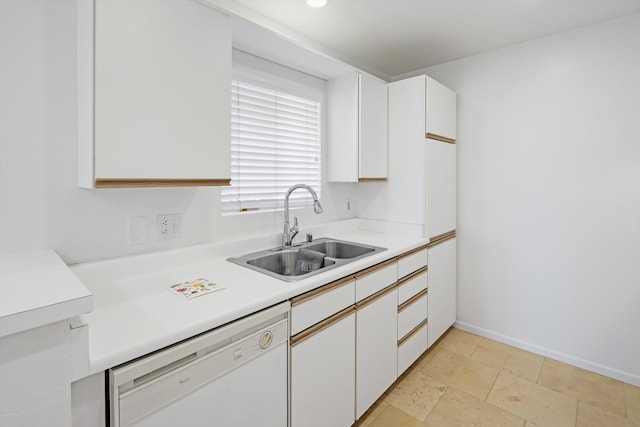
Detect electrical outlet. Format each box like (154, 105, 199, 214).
(157, 213, 182, 241)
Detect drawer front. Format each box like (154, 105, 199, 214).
(397, 247, 428, 279)
(291, 278, 355, 336)
(397, 321, 428, 376)
(397, 268, 428, 305)
(355, 260, 397, 302)
(398, 291, 428, 339)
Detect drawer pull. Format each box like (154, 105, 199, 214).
(355, 258, 397, 279)
(425, 133, 455, 144)
(428, 230, 456, 247)
(397, 266, 428, 287)
(398, 319, 428, 347)
(398, 288, 428, 313)
(290, 275, 355, 306)
(355, 283, 397, 310)
(290, 306, 355, 347)
(398, 244, 429, 260)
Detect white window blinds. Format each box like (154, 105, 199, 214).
(221, 79, 322, 213)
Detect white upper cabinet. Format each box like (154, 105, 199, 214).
(358, 74, 457, 238)
(425, 76, 457, 142)
(427, 139, 457, 238)
(358, 74, 389, 180)
(78, 0, 232, 188)
(328, 72, 388, 182)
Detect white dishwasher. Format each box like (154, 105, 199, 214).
(109, 302, 289, 427)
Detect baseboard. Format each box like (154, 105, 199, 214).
(454, 321, 640, 387)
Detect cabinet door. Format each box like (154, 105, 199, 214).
(428, 237, 456, 347)
(425, 76, 457, 142)
(327, 73, 359, 182)
(358, 73, 388, 180)
(426, 140, 456, 238)
(84, 0, 231, 186)
(291, 310, 355, 427)
(356, 287, 397, 419)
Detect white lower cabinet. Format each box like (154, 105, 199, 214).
(428, 236, 457, 347)
(290, 252, 442, 424)
(355, 285, 398, 419)
(396, 248, 430, 377)
(290, 308, 356, 427)
(397, 321, 429, 375)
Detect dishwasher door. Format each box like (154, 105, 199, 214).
(109, 302, 289, 427)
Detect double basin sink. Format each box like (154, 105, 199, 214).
(228, 238, 387, 282)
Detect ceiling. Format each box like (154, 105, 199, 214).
(226, 0, 640, 79)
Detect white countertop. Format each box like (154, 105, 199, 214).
(0, 250, 93, 338)
(70, 221, 428, 374)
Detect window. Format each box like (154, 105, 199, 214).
(221, 78, 322, 213)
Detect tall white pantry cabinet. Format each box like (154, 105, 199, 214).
(360, 74, 458, 346)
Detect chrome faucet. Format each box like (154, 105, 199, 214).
(283, 184, 323, 246)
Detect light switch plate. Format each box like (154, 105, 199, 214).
(127, 216, 148, 245)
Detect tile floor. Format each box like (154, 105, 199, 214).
(356, 328, 640, 427)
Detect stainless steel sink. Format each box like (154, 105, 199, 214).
(246, 248, 336, 277)
(228, 238, 386, 282)
(304, 240, 376, 259)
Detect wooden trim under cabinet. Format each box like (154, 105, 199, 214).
(397, 319, 429, 347)
(290, 306, 356, 347)
(358, 178, 388, 182)
(398, 288, 429, 313)
(355, 283, 397, 311)
(355, 258, 397, 280)
(428, 230, 456, 248)
(425, 133, 456, 144)
(290, 276, 355, 307)
(95, 178, 231, 188)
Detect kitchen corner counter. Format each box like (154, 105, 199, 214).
(70, 223, 428, 375)
(0, 250, 93, 338)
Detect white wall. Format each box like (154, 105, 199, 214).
(0, 0, 356, 265)
(426, 14, 640, 385)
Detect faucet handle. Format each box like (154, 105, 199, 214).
(292, 217, 299, 231)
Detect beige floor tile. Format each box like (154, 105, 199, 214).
(471, 338, 544, 382)
(366, 404, 426, 427)
(577, 401, 635, 427)
(437, 328, 483, 357)
(385, 369, 447, 421)
(524, 422, 540, 427)
(487, 371, 577, 427)
(624, 382, 640, 423)
(424, 387, 525, 427)
(421, 348, 500, 400)
(357, 401, 389, 427)
(539, 358, 625, 417)
(413, 347, 439, 372)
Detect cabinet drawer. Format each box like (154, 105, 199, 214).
(355, 259, 397, 302)
(397, 320, 428, 376)
(397, 290, 428, 339)
(291, 277, 355, 336)
(397, 267, 428, 305)
(397, 246, 428, 279)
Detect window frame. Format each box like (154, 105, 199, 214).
(221, 54, 324, 215)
